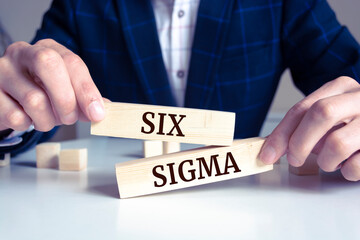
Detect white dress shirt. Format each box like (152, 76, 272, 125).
(151, 0, 200, 106)
(0, 1, 201, 147)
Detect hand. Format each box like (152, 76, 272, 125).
(260, 76, 360, 181)
(0, 39, 105, 132)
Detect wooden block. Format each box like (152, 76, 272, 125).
(91, 102, 235, 146)
(163, 141, 181, 154)
(0, 153, 10, 167)
(289, 153, 319, 176)
(59, 149, 88, 171)
(36, 143, 61, 169)
(116, 137, 273, 198)
(143, 140, 163, 158)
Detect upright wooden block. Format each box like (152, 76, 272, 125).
(143, 141, 163, 158)
(59, 149, 88, 171)
(36, 143, 61, 169)
(163, 141, 181, 154)
(289, 153, 319, 176)
(116, 137, 273, 198)
(0, 153, 10, 167)
(91, 102, 235, 146)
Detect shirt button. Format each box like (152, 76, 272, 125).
(177, 70, 185, 78)
(178, 10, 185, 18)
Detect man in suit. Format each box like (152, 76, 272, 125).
(1, 0, 360, 181)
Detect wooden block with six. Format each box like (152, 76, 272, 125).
(116, 137, 273, 198)
(91, 102, 235, 146)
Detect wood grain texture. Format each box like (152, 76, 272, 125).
(36, 143, 61, 169)
(91, 102, 235, 146)
(143, 140, 163, 158)
(59, 149, 88, 171)
(116, 137, 273, 198)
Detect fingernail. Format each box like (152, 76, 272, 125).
(62, 111, 78, 124)
(260, 145, 276, 164)
(88, 101, 105, 122)
(287, 153, 301, 167)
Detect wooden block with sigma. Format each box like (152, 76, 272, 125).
(91, 102, 235, 146)
(116, 137, 273, 198)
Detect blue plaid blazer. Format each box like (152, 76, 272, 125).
(3, 0, 360, 155)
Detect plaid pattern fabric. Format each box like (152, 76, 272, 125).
(27, 0, 360, 142)
(151, 0, 200, 107)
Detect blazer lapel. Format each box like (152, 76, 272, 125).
(185, 0, 235, 108)
(115, 0, 176, 106)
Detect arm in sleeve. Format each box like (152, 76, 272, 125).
(32, 0, 79, 52)
(0, 127, 58, 156)
(0, 0, 79, 156)
(282, 0, 360, 95)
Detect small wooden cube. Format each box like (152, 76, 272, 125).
(143, 141, 163, 158)
(289, 153, 319, 176)
(36, 142, 61, 169)
(59, 148, 87, 171)
(163, 141, 181, 154)
(0, 153, 10, 167)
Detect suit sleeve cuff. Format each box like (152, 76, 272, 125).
(0, 126, 58, 157)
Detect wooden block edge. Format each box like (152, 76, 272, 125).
(115, 137, 272, 198)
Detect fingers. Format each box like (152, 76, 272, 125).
(0, 90, 32, 131)
(287, 92, 360, 167)
(21, 44, 78, 124)
(259, 102, 306, 164)
(1, 51, 57, 131)
(0, 39, 105, 133)
(2, 71, 57, 132)
(341, 152, 360, 181)
(103, 97, 111, 103)
(63, 51, 105, 122)
(260, 76, 360, 182)
(316, 118, 360, 172)
(35, 39, 105, 122)
(260, 77, 360, 165)
(1, 41, 59, 131)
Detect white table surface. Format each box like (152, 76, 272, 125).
(1, 119, 360, 240)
